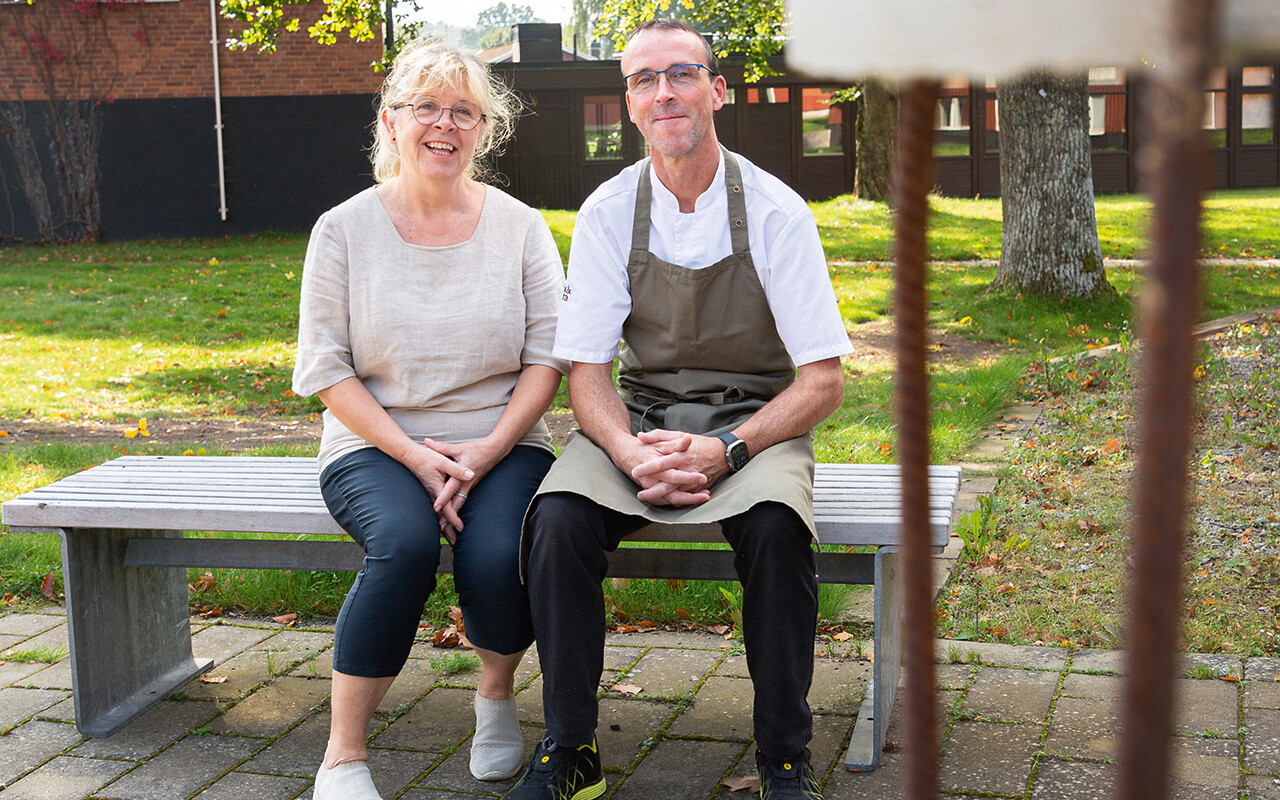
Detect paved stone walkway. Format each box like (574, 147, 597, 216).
(2, 606, 1280, 799)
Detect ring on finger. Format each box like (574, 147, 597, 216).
(456, 493, 468, 501)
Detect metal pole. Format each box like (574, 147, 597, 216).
(208, 0, 228, 222)
(892, 79, 940, 800)
(1118, 1, 1219, 798)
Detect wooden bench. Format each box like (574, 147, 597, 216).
(1, 454, 961, 771)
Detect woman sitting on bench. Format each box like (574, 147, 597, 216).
(291, 37, 567, 800)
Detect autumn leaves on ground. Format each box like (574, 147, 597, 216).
(3, 190, 1280, 654)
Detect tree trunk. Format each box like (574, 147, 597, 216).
(992, 70, 1114, 298)
(856, 79, 897, 202)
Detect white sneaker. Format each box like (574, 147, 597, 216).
(314, 760, 384, 800)
(470, 692, 524, 780)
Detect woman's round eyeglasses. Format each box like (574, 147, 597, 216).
(393, 99, 487, 131)
(624, 63, 716, 94)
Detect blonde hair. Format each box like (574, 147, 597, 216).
(370, 38, 521, 184)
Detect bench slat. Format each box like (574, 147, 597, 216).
(3, 456, 963, 548)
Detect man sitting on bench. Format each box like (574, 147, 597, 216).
(506, 19, 851, 800)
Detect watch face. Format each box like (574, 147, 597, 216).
(727, 440, 750, 472)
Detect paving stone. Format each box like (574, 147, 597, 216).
(807, 659, 869, 716)
(619, 648, 722, 699)
(400, 790, 490, 800)
(0, 659, 51, 689)
(39, 696, 76, 723)
(605, 630, 727, 650)
(824, 746, 903, 798)
(1170, 735, 1241, 799)
(714, 651, 749, 678)
(190, 624, 276, 669)
(73, 699, 219, 759)
(184, 631, 332, 704)
(935, 663, 973, 691)
(1245, 774, 1280, 800)
(936, 639, 1068, 671)
(963, 666, 1058, 723)
(667, 676, 753, 739)
(1247, 680, 1280, 710)
(0, 687, 71, 731)
(101, 733, 263, 800)
(0, 634, 23, 653)
(1179, 653, 1243, 680)
(211, 676, 330, 737)
(20, 660, 70, 690)
(1044, 696, 1119, 761)
(371, 687, 476, 752)
(1247, 658, 1280, 681)
(516, 675, 545, 726)
(1246, 707, 1280, 773)
(192, 770, 309, 799)
(417, 721, 541, 791)
(597, 698, 677, 771)
(939, 720, 1040, 795)
(1173, 678, 1239, 737)
(291, 648, 333, 679)
(605, 644, 644, 671)
(376, 659, 442, 715)
(244, 712, 334, 777)
(7, 625, 68, 656)
(0, 719, 83, 788)
(0, 753, 132, 800)
(0, 613, 64, 638)
(1061, 672, 1123, 701)
(1030, 758, 1114, 799)
(1069, 648, 1125, 674)
(359, 745, 436, 796)
(610, 738, 743, 800)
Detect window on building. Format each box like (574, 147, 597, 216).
(983, 76, 1000, 154)
(801, 87, 844, 156)
(1088, 67, 1128, 151)
(746, 86, 789, 103)
(934, 76, 971, 157)
(1242, 66, 1276, 146)
(584, 94, 623, 161)
(1204, 67, 1228, 148)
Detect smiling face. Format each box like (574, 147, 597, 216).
(622, 27, 726, 165)
(382, 87, 485, 187)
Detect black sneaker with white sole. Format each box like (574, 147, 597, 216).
(502, 736, 606, 800)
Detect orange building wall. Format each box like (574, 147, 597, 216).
(1, 0, 383, 101)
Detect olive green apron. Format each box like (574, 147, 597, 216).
(533, 150, 817, 538)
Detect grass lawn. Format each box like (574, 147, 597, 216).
(2, 188, 1279, 638)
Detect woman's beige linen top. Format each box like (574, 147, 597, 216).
(292, 186, 568, 472)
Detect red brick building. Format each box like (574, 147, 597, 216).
(1, 0, 383, 241)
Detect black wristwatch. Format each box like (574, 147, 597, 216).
(716, 432, 751, 473)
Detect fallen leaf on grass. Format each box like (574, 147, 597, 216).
(707, 624, 731, 636)
(40, 572, 63, 606)
(190, 572, 216, 593)
(721, 776, 760, 792)
(272, 613, 297, 626)
(613, 683, 644, 695)
(833, 631, 853, 642)
(198, 675, 228, 684)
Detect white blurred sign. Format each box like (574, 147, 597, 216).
(786, 0, 1280, 81)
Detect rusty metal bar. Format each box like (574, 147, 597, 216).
(1119, 1, 1220, 799)
(892, 79, 941, 800)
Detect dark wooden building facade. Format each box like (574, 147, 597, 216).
(492, 54, 1279, 209)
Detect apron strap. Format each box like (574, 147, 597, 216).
(721, 148, 750, 255)
(631, 159, 654, 255)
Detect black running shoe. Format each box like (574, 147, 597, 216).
(502, 737, 606, 800)
(756, 748, 822, 800)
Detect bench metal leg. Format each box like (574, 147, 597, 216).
(844, 546, 901, 771)
(57, 527, 212, 737)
